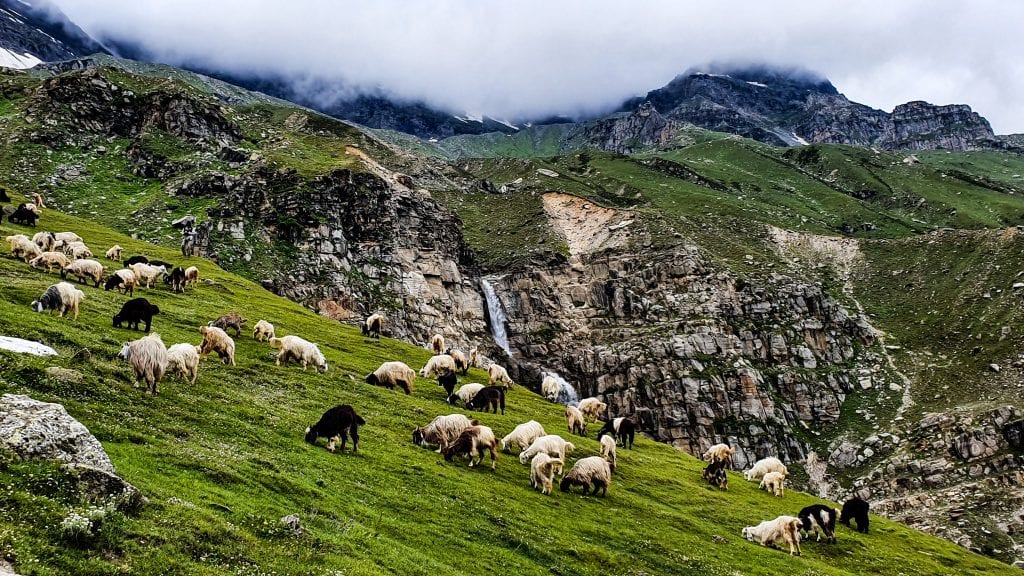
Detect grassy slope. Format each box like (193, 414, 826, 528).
(0, 202, 1010, 576)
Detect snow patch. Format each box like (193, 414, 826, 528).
(0, 48, 42, 69)
(0, 336, 57, 356)
(746, 81, 768, 88)
(791, 132, 809, 146)
(494, 118, 518, 130)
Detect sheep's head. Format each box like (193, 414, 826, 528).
(30, 300, 43, 313)
(559, 477, 572, 492)
(304, 426, 317, 444)
(412, 428, 425, 446)
(446, 394, 458, 406)
(741, 527, 754, 541)
(518, 452, 530, 465)
(117, 343, 131, 360)
(364, 373, 378, 386)
(316, 361, 329, 374)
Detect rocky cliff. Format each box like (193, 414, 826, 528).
(882, 101, 996, 150)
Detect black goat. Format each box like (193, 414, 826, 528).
(123, 255, 149, 267)
(164, 266, 186, 293)
(596, 417, 636, 449)
(703, 459, 729, 490)
(799, 504, 839, 543)
(113, 298, 160, 332)
(840, 497, 870, 534)
(438, 368, 458, 400)
(466, 386, 505, 414)
(8, 205, 38, 226)
(305, 405, 365, 453)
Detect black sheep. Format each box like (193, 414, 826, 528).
(702, 459, 729, 490)
(0, 187, 9, 202)
(596, 417, 636, 449)
(164, 266, 186, 293)
(113, 298, 160, 332)
(149, 259, 174, 269)
(799, 504, 839, 543)
(8, 205, 38, 226)
(466, 386, 505, 414)
(123, 255, 149, 267)
(438, 369, 458, 401)
(305, 405, 365, 453)
(840, 497, 870, 533)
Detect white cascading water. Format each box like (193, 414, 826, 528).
(545, 371, 580, 406)
(481, 278, 511, 356)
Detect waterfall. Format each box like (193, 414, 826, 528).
(481, 278, 511, 356)
(545, 371, 580, 406)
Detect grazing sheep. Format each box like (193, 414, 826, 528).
(445, 348, 470, 375)
(32, 231, 56, 252)
(744, 457, 788, 481)
(269, 335, 328, 373)
(501, 420, 546, 452)
(29, 251, 70, 273)
(760, 471, 786, 497)
(6, 233, 28, 248)
(123, 255, 149, 267)
(130, 262, 166, 288)
(210, 312, 246, 336)
(702, 443, 736, 467)
(54, 232, 82, 245)
(442, 425, 498, 470)
(166, 342, 200, 384)
(565, 405, 587, 436)
(840, 497, 870, 534)
(541, 375, 562, 402)
(8, 205, 38, 226)
(32, 192, 45, 210)
(19, 202, 39, 215)
(438, 368, 458, 399)
(430, 333, 445, 354)
(703, 459, 729, 490)
(61, 259, 104, 287)
(519, 435, 575, 464)
(69, 244, 93, 260)
(305, 405, 365, 453)
(487, 363, 514, 388)
(164, 266, 187, 293)
(600, 434, 618, 473)
(413, 414, 477, 453)
(8, 235, 41, 262)
(560, 456, 612, 496)
(148, 259, 174, 269)
(117, 333, 168, 395)
(199, 325, 236, 366)
(252, 319, 275, 341)
(365, 361, 415, 395)
(31, 282, 84, 319)
(362, 313, 384, 339)
(420, 354, 457, 378)
(105, 245, 123, 261)
(113, 297, 160, 332)
(530, 453, 563, 495)
(468, 346, 479, 368)
(466, 386, 505, 414)
(104, 269, 137, 296)
(448, 382, 484, 406)
(56, 240, 82, 256)
(799, 504, 839, 543)
(596, 417, 636, 449)
(578, 397, 608, 422)
(742, 516, 802, 556)
(184, 265, 199, 287)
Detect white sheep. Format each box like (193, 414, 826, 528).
(184, 266, 200, 286)
(54, 232, 82, 245)
(742, 516, 802, 556)
(518, 434, 575, 464)
(105, 245, 123, 261)
(577, 397, 607, 422)
(365, 361, 416, 395)
(104, 269, 138, 296)
(29, 251, 70, 273)
(451, 383, 484, 405)
(446, 349, 469, 374)
(500, 420, 546, 452)
(487, 363, 514, 388)
(8, 235, 42, 262)
(420, 354, 457, 378)
(118, 332, 169, 394)
(413, 414, 477, 453)
(32, 231, 56, 252)
(560, 456, 612, 496)
(600, 434, 618, 473)
(31, 281, 84, 320)
(199, 325, 236, 366)
(31, 192, 45, 210)
(744, 457, 788, 481)
(70, 244, 93, 260)
(565, 405, 587, 436)
(269, 335, 328, 372)
(530, 453, 563, 495)
(541, 375, 562, 401)
(362, 313, 384, 338)
(166, 342, 200, 384)
(703, 443, 736, 467)
(252, 319, 276, 342)
(59, 240, 86, 256)
(130, 262, 166, 288)
(468, 346, 479, 368)
(759, 471, 786, 497)
(61, 258, 103, 287)
(430, 333, 445, 354)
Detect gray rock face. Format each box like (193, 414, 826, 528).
(882, 101, 996, 150)
(0, 394, 114, 472)
(583, 102, 681, 154)
(487, 246, 874, 465)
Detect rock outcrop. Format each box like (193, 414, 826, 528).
(881, 101, 996, 150)
(583, 102, 681, 154)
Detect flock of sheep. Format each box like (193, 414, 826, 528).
(5, 206, 874, 559)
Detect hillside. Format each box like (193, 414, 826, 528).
(0, 196, 1013, 575)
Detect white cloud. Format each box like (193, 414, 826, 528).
(53, 0, 1024, 132)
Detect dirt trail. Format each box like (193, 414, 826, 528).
(542, 192, 633, 256)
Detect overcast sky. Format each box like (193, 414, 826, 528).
(54, 0, 1024, 132)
